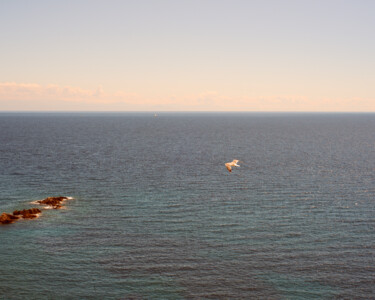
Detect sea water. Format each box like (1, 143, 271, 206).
(0, 112, 374, 299)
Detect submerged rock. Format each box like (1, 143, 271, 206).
(0, 212, 19, 224)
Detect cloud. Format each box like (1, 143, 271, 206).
(0, 82, 139, 110)
(0, 82, 374, 111)
(0, 82, 115, 103)
(93, 85, 104, 97)
(0, 82, 225, 110)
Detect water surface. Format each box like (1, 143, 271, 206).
(0, 112, 374, 299)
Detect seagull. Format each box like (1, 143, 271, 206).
(225, 159, 240, 172)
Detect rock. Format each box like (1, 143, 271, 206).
(37, 196, 68, 208)
(13, 208, 42, 219)
(1, 196, 70, 225)
(0, 212, 19, 224)
(30, 207, 42, 214)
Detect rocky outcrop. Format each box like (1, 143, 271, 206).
(13, 208, 42, 219)
(1, 196, 71, 225)
(37, 196, 68, 209)
(1, 208, 41, 224)
(0, 213, 19, 224)
(37, 197, 68, 209)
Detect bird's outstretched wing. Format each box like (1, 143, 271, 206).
(225, 163, 232, 172)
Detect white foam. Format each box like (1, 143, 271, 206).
(30, 200, 41, 205)
(43, 205, 67, 210)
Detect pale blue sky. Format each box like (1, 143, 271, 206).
(1, 0, 374, 111)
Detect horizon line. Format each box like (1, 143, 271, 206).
(1, 110, 374, 114)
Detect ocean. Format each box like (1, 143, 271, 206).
(0, 112, 374, 299)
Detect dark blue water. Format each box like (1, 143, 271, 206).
(0, 112, 374, 299)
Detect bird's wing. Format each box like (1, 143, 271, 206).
(225, 163, 232, 172)
(232, 160, 239, 164)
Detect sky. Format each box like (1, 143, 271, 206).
(0, 0, 374, 111)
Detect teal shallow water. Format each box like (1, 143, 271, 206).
(0, 113, 374, 299)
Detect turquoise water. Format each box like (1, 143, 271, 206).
(0, 112, 374, 299)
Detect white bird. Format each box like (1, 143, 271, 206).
(225, 159, 240, 172)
